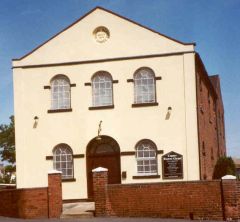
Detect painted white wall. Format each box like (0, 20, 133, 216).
(13, 54, 199, 199)
(13, 8, 194, 67)
(13, 8, 199, 200)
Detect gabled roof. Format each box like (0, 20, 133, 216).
(13, 6, 195, 61)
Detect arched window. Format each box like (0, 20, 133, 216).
(51, 75, 71, 110)
(92, 71, 113, 107)
(135, 139, 157, 175)
(134, 68, 156, 104)
(53, 144, 73, 179)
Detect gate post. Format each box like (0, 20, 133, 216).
(92, 167, 108, 216)
(221, 175, 238, 221)
(48, 170, 62, 218)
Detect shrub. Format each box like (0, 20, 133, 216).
(213, 156, 236, 179)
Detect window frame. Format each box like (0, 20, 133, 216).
(53, 143, 74, 180)
(133, 67, 157, 105)
(135, 139, 158, 176)
(91, 71, 113, 107)
(50, 75, 71, 111)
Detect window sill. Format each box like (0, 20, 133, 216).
(121, 151, 135, 156)
(48, 108, 72, 113)
(132, 175, 160, 179)
(89, 105, 114, 110)
(132, 102, 158, 108)
(62, 178, 76, 182)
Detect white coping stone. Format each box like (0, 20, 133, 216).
(92, 167, 108, 172)
(221, 175, 237, 180)
(48, 169, 62, 174)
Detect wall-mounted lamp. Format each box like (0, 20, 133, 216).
(165, 107, 172, 120)
(33, 116, 39, 128)
(96, 120, 102, 140)
(122, 171, 127, 179)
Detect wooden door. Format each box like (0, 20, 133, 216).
(86, 136, 121, 199)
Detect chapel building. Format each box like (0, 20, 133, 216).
(13, 7, 226, 201)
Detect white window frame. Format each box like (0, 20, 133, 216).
(136, 140, 157, 175)
(51, 75, 71, 110)
(53, 144, 73, 179)
(134, 68, 156, 104)
(92, 72, 113, 107)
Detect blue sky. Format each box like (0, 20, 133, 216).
(0, 0, 239, 157)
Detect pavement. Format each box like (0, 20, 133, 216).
(61, 202, 95, 218)
(0, 202, 227, 222)
(0, 217, 226, 222)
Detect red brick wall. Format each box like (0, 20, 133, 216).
(0, 173, 62, 219)
(237, 181, 240, 219)
(0, 189, 18, 218)
(48, 173, 62, 218)
(93, 171, 240, 220)
(195, 54, 226, 180)
(17, 188, 49, 219)
(222, 180, 240, 220)
(93, 170, 108, 216)
(106, 181, 223, 220)
(0, 188, 48, 219)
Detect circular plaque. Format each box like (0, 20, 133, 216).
(93, 26, 110, 43)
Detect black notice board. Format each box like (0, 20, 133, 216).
(162, 151, 183, 179)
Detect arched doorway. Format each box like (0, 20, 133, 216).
(86, 135, 121, 199)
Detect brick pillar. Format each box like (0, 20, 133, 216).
(221, 175, 239, 220)
(92, 167, 108, 217)
(48, 170, 62, 218)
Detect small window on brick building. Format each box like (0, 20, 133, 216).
(202, 141, 206, 156)
(208, 95, 212, 124)
(211, 147, 214, 160)
(199, 78, 202, 92)
(200, 104, 204, 114)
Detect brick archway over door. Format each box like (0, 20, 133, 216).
(86, 135, 121, 199)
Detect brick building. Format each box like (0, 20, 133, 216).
(195, 55, 226, 180)
(13, 7, 226, 201)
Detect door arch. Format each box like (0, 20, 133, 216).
(86, 135, 121, 199)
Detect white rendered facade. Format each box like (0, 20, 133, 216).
(13, 7, 199, 200)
